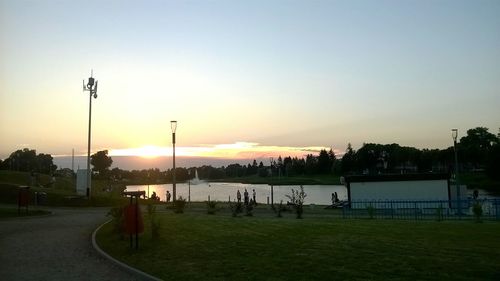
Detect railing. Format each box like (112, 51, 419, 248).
(342, 199, 500, 221)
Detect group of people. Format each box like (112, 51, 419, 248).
(236, 188, 257, 206)
(150, 191, 160, 201)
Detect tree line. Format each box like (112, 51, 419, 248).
(2, 127, 498, 183)
(0, 148, 57, 174)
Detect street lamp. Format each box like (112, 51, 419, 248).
(171, 120, 177, 201)
(83, 71, 98, 199)
(452, 128, 461, 213)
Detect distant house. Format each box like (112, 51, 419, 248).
(343, 173, 459, 208)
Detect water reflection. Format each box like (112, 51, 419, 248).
(126, 182, 348, 205)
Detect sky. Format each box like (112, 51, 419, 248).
(1, 0, 499, 167)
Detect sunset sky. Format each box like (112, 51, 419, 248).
(1, 0, 499, 165)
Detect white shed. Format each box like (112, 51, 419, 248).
(344, 174, 451, 207)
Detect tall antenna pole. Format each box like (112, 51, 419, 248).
(83, 71, 98, 199)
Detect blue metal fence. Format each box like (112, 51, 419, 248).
(342, 199, 500, 221)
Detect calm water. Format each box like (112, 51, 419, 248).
(125, 182, 348, 205)
(126, 182, 500, 205)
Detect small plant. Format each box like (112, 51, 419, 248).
(107, 205, 125, 239)
(435, 204, 444, 221)
(146, 203, 156, 217)
(244, 202, 254, 217)
(173, 196, 187, 214)
(286, 185, 307, 219)
(366, 204, 375, 219)
(229, 201, 243, 217)
(272, 200, 284, 218)
(151, 217, 161, 240)
(206, 200, 219, 215)
(146, 203, 161, 240)
(473, 201, 483, 223)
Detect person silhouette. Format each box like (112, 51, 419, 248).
(244, 189, 249, 206)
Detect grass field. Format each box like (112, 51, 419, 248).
(0, 171, 128, 207)
(96, 207, 500, 281)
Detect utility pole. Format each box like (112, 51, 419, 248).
(83, 71, 98, 199)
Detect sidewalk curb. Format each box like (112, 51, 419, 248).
(92, 220, 163, 281)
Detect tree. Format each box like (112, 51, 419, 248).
(37, 153, 57, 174)
(305, 154, 318, 175)
(341, 143, 356, 174)
(2, 148, 56, 174)
(460, 127, 498, 169)
(486, 143, 500, 180)
(328, 148, 338, 173)
(91, 150, 113, 176)
(317, 149, 332, 174)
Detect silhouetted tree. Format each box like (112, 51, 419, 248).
(317, 149, 332, 174)
(341, 143, 356, 174)
(37, 153, 57, 174)
(305, 154, 318, 175)
(459, 127, 498, 169)
(2, 148, 56, 174)
(91, 150, 113, 176)
(486, 143, 500, 180)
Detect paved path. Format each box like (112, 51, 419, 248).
(0, 207, 138, 281)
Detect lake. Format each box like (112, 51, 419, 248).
(125, 182, 500, 205)
(125, 182, 347, 205)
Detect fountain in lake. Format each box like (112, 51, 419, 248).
(190, 169, 204, 185)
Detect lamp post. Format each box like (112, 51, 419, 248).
(171, 120, 177, 201)
(452, 128, 460, 213)
(83, 71, 98, 199)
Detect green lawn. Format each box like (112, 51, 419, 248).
(0, 171, 128, 207)
(96, 210, 500, 281)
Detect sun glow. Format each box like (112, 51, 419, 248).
(108, 142, 337, 159)
(110, 146, 169, 158)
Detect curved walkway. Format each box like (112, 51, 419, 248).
(0, 207, 138, 281)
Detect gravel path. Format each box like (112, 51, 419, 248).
(0, 207, 138, 281)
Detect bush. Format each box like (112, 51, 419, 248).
(173, 196, 187, 214)
(286, 186, 307, 219)
(435, 204, 444, 222)
(146, 204, 161, 240)
(366, 204, 375, 219)
(473, 201, 483, 223)
(206, 200, 219, 215)
(272, 200, 285, 218)
(107, 205, 125, 239)
(244, 202, 254, 217)
(229, 201, 243, 217)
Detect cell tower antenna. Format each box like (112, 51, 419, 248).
(82, 70, 99, 199)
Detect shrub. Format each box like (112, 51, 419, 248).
(173, 196, 187, 214)
(244, 202, 254, 217)
(286, 186, 307, 219)
(206, 200, 219, 215)
(107, 205, 125, 239)
(146, 203, 156, 217)
(366, 204, 375, 219)
(473, 201, 483, 223)
(145, 203, 161, 240)
(435, 204, 444, 222)
(272, 200, 285, 218)
(229, 201, 243, 217)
